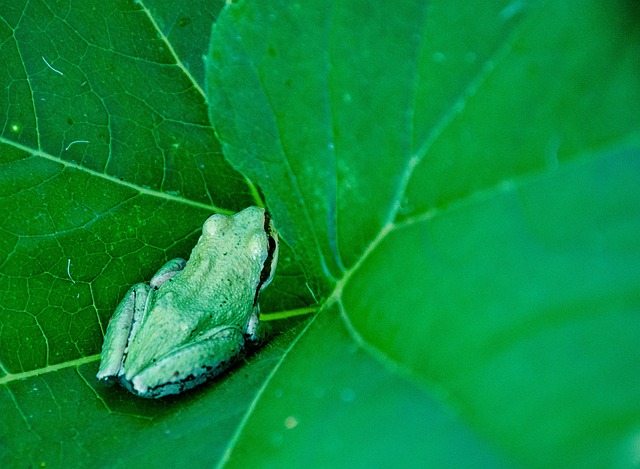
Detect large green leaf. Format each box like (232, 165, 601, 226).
(1, 0, 639, 468)
(207, 0, 640, 467)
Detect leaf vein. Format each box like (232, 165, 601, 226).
(217, 314, 318, 468)
(386, 7, 531, 226)
(137, 0, 206, 99)
(232, 23, 334, 281)
(0, 136, 229, 213)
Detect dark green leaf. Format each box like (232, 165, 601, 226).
(1, 0, 310, 467)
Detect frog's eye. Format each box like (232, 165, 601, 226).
(247, 233, 267, 259)
(203, 214, 231, 236)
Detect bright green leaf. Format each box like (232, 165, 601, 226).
(207, 0, 640, 467)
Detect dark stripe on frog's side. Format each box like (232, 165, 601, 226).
(253, 211, 278, 306)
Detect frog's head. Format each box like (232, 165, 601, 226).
(202, 206, 279, 293)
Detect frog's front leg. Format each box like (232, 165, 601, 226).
(96, 258, 187, 384)
(123, 326, 246, 398)
(243, 304, 270, 346)
(150, 258, 186, 288)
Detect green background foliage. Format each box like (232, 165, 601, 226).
(1, 0, 639, 467)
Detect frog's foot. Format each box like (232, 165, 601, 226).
(121, 326, 245, 398)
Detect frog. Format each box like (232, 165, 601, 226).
(96, 206, 279, 398)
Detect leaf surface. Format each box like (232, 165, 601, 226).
(207, 0, 640, 467)
(1, 0, 639, 467)
(0, 0, 309, 466)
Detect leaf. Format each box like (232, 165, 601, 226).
(1, 0, 639, 468)
(206, 0, 640, 467)
(0, 0, 310, 467)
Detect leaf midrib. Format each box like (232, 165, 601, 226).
(0, 353, 100, 385)
(0, 136, 231, 213)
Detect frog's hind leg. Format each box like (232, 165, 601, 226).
(126, 326, 246, 398)
(97, 259, 186, 387)
(96, 283, 150, 383)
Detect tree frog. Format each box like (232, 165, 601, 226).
(96, 206, 279, 398)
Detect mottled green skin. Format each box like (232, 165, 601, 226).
(96, 207, 279, 397)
